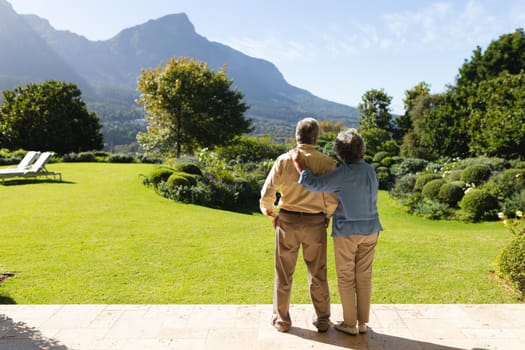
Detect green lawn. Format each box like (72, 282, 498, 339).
(0, 163, 520, 304)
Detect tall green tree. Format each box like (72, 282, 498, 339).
(468, 72, 525, 158)
(136, 57, 251, 158)
(358, 88, 394, 134)
(457, 28, 525, 87)
(394, 82, 430, 140)
(0, 81, 103, 154)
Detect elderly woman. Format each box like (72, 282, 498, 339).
(291, 128, 383, 336)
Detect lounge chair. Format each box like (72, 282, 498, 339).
(0, 151, 62, 182)
(0, 151, 40, 172)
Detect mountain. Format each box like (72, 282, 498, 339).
(0, 0, 359, 146)
(0, 1, 90, 92)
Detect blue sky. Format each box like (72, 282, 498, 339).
(7, 0, 525, 114)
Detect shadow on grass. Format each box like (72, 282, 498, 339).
(0, 314, 70, 349)
(0, 295, 16, 304)
(287, 326, 483, 350)
(0, 179, 75, 186)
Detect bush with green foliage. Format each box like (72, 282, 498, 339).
(414, 173, 442, 191)
(172, 162, 203, 176)
(460, 164, 492, 185)
(148, 167, 174, 186)
(62, 152, 98, 162)
(484, 169, 525, 201)
(166, 172, 193, 190)
(412, 198, 454, 220)
(437, 183, 465, 206)
(421, 179, 446, 200)
(108, 153, 136, 163)
(372, 151, 390, 163)
(459, 189, 499, 221)
(380, 156, 395, 168)
(497, 213, 525, 296)
(389, 174, 417, 199)
(215, 135, 289, 163)
(444, 169, 463, 181)
(376, 167, 392, 190)
(392, 158, 428, 177)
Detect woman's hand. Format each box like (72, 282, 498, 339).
(290, 148, 306, 174)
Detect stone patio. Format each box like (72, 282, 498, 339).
(0, 304, 524, 349)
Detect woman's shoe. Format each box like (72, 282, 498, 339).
(358, 324, 367, 333)
(334, 322, 358, 335)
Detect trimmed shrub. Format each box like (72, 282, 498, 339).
(437, 183, 465, 206)
(460, 164, 492, 185)
(498, 231, 525, 295)
(372, 151, 390, 163)
(166, 173, 191, 190)
(414, 173, 442, 191)
(459, 189, 498, 221)
(392, 158, 428, 177)
(63, 152, 97, 162)
(445, 170, 463, 181)
(484, 169, 525, 201)
(450, 180, 466, 189)
(173, 162, 203, 176)
(422, 179, 446, 200)
(108, 153, 136, 163)
(149, 167, 174, 186)
(380, 156, 395, 168)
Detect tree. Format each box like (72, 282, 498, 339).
(467, 72, 525, 158)
(399, 93, 438, 160)
(358, 89, 394, 134)
(457, 28, 525, 88)
(136, 57, 252, 158)
(0, 81, 103, 154)
(394, 82, 430, 140)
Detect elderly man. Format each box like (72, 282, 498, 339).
(260, 117, 338, 333)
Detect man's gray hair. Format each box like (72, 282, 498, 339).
(295, 118, 320, 144)
(333, 128, 366, 164)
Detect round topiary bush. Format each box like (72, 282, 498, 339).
(166, 172, 191, 190)
(450, 180, 466, 189)
(149, 167, 174, 186)
(445, 170, 463, 181)
(437, 183, 465, 206)
(460, 164, 492, 185)
(380, 156, 395, 168)
(498, 230, 525, 295)
(372, 151, 390, 163)
(173, 162, 203, 176)
(414, 173, 442, 191)
(421, 179, 446, 200)
(459, 189, 498, 221)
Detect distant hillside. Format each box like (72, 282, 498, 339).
(0, 0, 359, 146)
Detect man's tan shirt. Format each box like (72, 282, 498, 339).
(260, 143, 339, 217)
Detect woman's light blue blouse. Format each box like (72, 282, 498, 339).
(299, 159, 383, 237)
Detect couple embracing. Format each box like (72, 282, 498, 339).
(260, 118, 383, 336)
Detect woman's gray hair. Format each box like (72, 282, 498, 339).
(333, 128, 366, 164)
(295, 118, 320, 144)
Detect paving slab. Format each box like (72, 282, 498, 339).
(0, 304, 524, 349)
